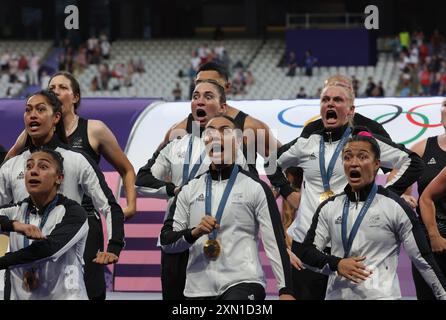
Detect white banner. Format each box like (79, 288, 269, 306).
(127, 97, 445, 174)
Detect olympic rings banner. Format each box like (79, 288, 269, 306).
(120, 97, 445, 296)
(2, 96, 444, 296)
(127, 96, 446, 175)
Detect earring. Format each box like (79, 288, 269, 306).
(53, 127, 56, 132)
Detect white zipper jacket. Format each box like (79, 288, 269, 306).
(0, 137, 125, 256)
(160, 164, 293, 298)
(267, 125, 424, 243)
(0, 195, 89, 300)
(298, 184, 446, 300)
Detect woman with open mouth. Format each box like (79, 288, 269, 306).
(266, 81, 424, 300)
(0, 148, 89, 300)
(4, 71, 134, 300)
(135, 79, 228, 300)
(135, 79, 248, 300)
(160, 115, 294, 300)
(296, 130, 446, 300)
(0, 89, 125, 299)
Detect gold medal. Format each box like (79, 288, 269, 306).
(320, 190, 335, 203)
(23, 269, 40, 292)
(203, 239, 221, 260)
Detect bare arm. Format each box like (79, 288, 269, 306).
(386, 139, 427, 208)
(245, 116, 282, 158)
(4, 130, 27, 162)
(419, 167, 446, 252)
(159, 118, 189, 150)
(89, 120, 137, 219)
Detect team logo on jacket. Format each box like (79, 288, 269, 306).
(232, 193, 244, 203)
(309, 152, 317, 160)
(177, 150, 186, 159)
(17, 171, 24, 180)
(335, 216, 342, 224)
(196, 193, 205, 202)
(368, 215, 381, 227)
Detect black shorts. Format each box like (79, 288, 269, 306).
(83, 214, 106, 300)
(161, 249, 189, 300)
(291, 240, 329, 300)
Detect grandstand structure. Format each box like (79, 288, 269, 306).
(0, 41, 52, 97)
(0, 39, 399, 100)
(78, 39, 399, 100)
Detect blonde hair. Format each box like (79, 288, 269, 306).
(323, 74, 355, 102)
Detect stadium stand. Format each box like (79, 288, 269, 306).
(0, 41, 52, 97)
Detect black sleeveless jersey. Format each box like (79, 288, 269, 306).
(186, 111, 258, 176)
(68, 117, 101, 164)
(416, 136, 446, 236)
(68, 117, 100, 212)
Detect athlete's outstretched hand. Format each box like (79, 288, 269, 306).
(287, 248, 304, 270)
(93, 251, 119, 264)
(401, 194, 417, 209)
(430, 235, 446, 253)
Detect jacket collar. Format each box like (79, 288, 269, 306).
(208, 163, 236, 181)
(25, 193, 62, 215)
(319, 123, 351, 142)
(28, 135, 61, 152)
(344, 182, 376, 202)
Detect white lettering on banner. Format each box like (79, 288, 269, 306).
(126, 97, 445, 175)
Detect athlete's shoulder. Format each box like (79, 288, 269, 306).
(171, 117, 189, 131)
(242, 112, 272, 133)
(300, 119, 324, 138)
(164, 117, 189, 143)
(353, 113, 390, 138)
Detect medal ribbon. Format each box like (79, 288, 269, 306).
(341, 184, 378, 257)
(319, 127, 352, 192)
(23, 194, 59, 248)
(182, 135, 206, 185)
(205, 165, 239, 240)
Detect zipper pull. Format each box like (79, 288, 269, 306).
(355, 192, 359, 209)
(328, 131, 332, 144)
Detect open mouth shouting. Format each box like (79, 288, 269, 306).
(26, 178, 42, 189)
(195, 108, 207, 123)
(325, 109, 338, 125)
(27, 121, 41, 133)
(348, 169, 362, 184)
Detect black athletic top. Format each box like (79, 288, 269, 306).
(417, 136, 446, 236)
(68, 117, 101, 164)
(68, 117, 100, 212)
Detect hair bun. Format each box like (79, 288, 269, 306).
(357, 131, 373, 138)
